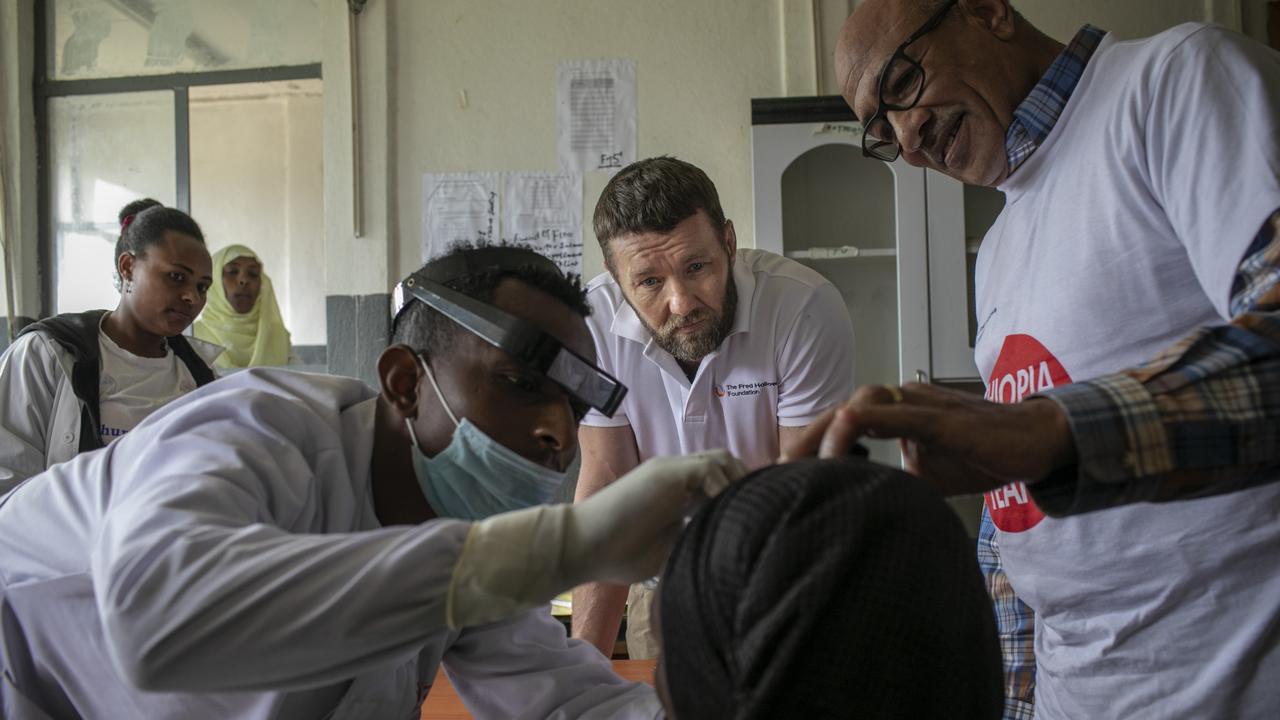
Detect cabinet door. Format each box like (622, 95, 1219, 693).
(752, 122, 928, 465)
(924, 171, 1005, 382)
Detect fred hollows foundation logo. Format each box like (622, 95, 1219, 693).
(714, 380, 778, 399)
(983, 334, 1072, 533)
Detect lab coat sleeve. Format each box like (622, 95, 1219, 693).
(443, 609, 661, 720)
(775, 283, 855, 426)
(0, 334, 65, 494)
(88, 394, 474, 693)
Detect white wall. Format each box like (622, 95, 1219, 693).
(1016, 0, 1242, 40)
(322, 0, 391, 297)
(390, 0, 786, 285)
(284, 93, 326, 345)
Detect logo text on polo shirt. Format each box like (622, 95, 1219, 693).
(983, 334, 1072, 534)
(714, 380, 778, 399)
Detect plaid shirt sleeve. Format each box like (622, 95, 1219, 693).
(1032, 209, 1280, 516)
(977, 508, 1036, 719)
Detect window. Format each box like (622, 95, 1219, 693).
(49, 0, 321, 80)
(49, 90, 174, 312)
(38, 0, 325, 349)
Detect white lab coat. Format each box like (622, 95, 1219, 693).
(0, 331, 222, 494)
(0, 368, 660, 719)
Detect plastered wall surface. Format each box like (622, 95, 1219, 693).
(385, 0, 1251, 286)
(1018, 0, 1236, 40)
(391, 0, 785, 285)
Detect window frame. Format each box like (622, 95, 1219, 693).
(33, 0, 322, 315)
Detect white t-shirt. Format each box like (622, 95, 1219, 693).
(582, 248, 854, 469)
(975, 25, 1280, 718)
(97, 323, 198, 445)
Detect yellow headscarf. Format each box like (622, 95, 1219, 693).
(194, 245, 292, 368)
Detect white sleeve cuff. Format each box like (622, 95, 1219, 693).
(580, 411, 630, 428)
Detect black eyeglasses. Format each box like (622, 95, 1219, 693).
(861, 0, 959, 162)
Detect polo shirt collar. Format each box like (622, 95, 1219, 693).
(726, 253, 756, 338)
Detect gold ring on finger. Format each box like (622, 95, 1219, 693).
(884, 385, 904, 404)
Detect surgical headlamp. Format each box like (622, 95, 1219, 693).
(391, 248, 628, 418)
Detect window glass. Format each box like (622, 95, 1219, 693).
(49, 91, 175, 313)
(49, 0, 321, 80)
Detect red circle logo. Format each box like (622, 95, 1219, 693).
(982, 334, 1072, 533)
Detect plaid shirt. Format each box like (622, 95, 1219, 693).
(1004, 25, 1105, 174)
(980, 23, 1280, 719)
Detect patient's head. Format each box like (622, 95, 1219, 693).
(656, 457, 1001, 719)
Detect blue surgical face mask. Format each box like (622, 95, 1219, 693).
(406, 354, 574, 520)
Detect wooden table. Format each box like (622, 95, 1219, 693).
(420, 659, 656, 719)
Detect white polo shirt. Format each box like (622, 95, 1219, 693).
(582, 248, 854, 469)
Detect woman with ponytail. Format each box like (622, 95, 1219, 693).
(0, 199, 221, 494)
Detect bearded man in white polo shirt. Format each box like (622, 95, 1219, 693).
(571, 156, 855, 659)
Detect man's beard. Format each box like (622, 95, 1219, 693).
(639, 274, 738, 364)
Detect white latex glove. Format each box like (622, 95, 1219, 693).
(446, 449, 747, 629)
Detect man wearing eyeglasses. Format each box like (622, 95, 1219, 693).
(0, 245, 746, 718)
(785, 1, 1280, 718)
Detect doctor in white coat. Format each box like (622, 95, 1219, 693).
(0, 246, 744, 719)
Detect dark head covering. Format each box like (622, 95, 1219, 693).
(658, 457, 1002, 720)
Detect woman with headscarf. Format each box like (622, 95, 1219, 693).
(194, 245, 293, 368)
(657, 456, 1003, 720)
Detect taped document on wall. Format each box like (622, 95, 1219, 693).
(422, 171, 585, 278)
(422, 172, 500, 261)
(557, 59, 636, 174)
(503, 172, 583, 277)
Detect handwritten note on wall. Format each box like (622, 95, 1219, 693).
(422, 172, 585, 278)
(421, 172, 500, 261)
(503, 172, 584, 277)
(557, 59, 636, 174)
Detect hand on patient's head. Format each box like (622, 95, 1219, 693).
(657, 456, 1002, 719)
(568, 450, 748, 587)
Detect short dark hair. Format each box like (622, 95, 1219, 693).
(114, 199, 205, 263)
(391, 243, 591, 356)
(592, 156, 726, 267)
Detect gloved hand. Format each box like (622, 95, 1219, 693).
(446, 449, 747, 629)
